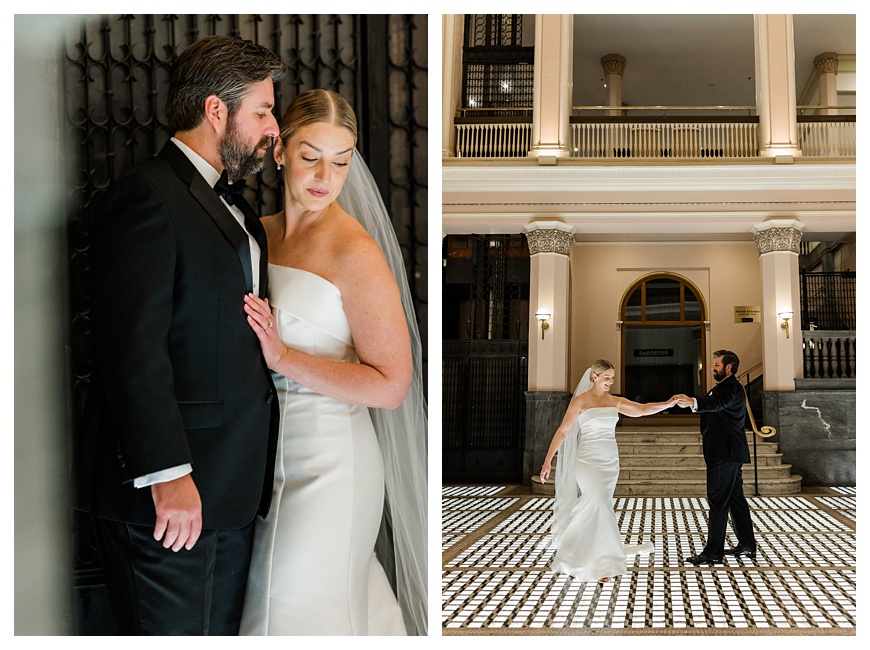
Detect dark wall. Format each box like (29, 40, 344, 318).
(762, 390, 856, 486)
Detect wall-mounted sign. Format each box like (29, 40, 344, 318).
(734, 306, 761, 323)
(634, 349, 673, 357)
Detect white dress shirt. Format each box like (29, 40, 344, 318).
(134, 138, 261, 489)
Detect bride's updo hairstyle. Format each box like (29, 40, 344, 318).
(278, 88, 358, 145)
(590, 359, 615, 380)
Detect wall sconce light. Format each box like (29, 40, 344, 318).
(535, 308, 551, 340)
(704, 321, 711, 332)
(778, 311, 793, 338)
(616, 320, 623, 331)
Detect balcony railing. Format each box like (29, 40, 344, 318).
(570, 119, 758, 159)
(452, 106, 856, 160)
(797, 116, 856, 157)
(802, 331, 855, 380)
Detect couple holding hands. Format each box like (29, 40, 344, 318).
(540, 351, 756, 583)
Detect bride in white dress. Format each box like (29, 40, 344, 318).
(540, 360, 677, 583)
(237, 90, 426, 635)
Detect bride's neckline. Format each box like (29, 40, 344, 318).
(268, 264, 340, 293)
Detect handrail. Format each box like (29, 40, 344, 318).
(736, 362, 763, 384)
(738, 368, 776, 497)
(573, 105, 757, 111)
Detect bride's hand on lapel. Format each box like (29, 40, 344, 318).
(244, 293, 287, 370)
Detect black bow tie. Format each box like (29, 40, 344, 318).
(214, 171, 247, 206)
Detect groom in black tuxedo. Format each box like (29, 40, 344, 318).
(78, 36, 286, 634)
(676, 350, 757, 565)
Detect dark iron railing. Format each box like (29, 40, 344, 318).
(800, 271, 856, 331)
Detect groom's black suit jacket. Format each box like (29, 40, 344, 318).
(78, 140, 278, 530)
(694, 375, 751, 465)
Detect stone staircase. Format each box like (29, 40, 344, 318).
(531, 415, 802, 496)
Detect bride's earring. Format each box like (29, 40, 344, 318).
(276, 162, 283, 171)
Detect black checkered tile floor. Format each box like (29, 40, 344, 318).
(442, 485, 855, 635)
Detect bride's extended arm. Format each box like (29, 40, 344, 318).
(244, 236, 412, 409)
(540, 397, 585, 482)
(616, 395, 679, 418)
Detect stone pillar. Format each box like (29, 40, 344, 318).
(442, 14, 465, 157)
(752, 220, 805, 390)
(529, 14, 573, 163)
(601, 53, 626, 117)
(523, 221, 575, 485)
(813, 52, 839, 116)
(754, 14, 802, 159)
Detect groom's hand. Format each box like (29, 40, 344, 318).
(151, 474, 203, 551)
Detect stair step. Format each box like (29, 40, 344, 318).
(615, 431, 771, 444)
(619, 464, 794, 480)
(619, 453, 784, 467)
(531, 474, 803, 497)
(616, 442, 779, 454)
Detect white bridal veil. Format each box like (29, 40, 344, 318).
(337, 151, 428, 636)
(550, 368, 593, 548)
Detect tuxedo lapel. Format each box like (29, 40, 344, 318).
(159, 142, 255, 293)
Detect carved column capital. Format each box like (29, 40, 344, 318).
(524, 223, 575, 256)
(752, 220, 805, 255)
(813, 52, 839, 77)
(600, 53, 627, 77)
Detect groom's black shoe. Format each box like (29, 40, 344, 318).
(685, 552, 723, 566)
(723, 545, 756, 559)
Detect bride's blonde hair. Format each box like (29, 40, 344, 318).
(278, 89, 358, 145)
(590, 359, 614, 380)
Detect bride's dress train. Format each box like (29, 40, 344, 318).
(239, 265, 405, 635)
(551, 407, 653, 582)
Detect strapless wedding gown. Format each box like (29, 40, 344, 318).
(239, 265, 406, 636)
(551, 407, 653, 582)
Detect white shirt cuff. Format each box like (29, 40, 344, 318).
(133, 463, 193, 488)
(691, 398, 698, 413)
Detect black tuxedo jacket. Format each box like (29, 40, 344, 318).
(695, 375, 751, 465)
(78, 140, 278, 530)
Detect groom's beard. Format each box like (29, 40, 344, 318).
(712, 369, 724, 382)
(220, 115, 272, 182)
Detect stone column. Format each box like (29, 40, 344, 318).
(754, 14, 802, 159)
(752, 220, 805, 390)
(813, 52, 839, 116)
(523, 221, 575, 484)
(601, 53, 626, 117)
(529, 14, 573, 163)
(442, 14, 465, 157)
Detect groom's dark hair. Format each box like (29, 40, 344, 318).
(166, 35, 286, 132)
(713, 349, 740, 375)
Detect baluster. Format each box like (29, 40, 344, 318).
(833, 337, 842, 378)
(821, 336, 831, 378)
(812, 337, 822, 378)
(847, 337, 856, 378)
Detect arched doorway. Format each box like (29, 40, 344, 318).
(619, 273, 707, 407)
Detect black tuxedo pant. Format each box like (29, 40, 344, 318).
(703, 460, 756, 556)
(95, 517, 254, 635)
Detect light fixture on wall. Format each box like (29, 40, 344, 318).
(778, 311, 794, 338)
(535, 308, 551, 340)
(616, 320, 623, 331)
(704, 321, 711, 332)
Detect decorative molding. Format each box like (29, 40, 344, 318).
(813, 52, 839, 77)
(442, 164, 856, 194)
(524, 225, 575, 256)
(601, 53, 627, 76)
(752, 220, 805, 254)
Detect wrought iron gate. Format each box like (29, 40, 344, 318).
(63, 14, 427, 633)
(442, 235, 530, 482)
